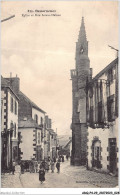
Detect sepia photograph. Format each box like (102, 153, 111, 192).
(1, 0, 119, 192)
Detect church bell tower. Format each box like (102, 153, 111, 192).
(70, 17, 90, 165)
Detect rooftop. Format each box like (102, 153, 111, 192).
(93, 58, 118, 81)
(18, 117, 42, 129)
(18, 91, 46, 114)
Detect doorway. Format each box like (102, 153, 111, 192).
(109, 138, 117, 174)
(92, 140, 101, 169)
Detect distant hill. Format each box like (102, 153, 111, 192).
(58, 134, 72, 147)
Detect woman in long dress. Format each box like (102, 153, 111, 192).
(39, 167, 45, 184)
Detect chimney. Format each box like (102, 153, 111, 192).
(5, 75, 20, 95)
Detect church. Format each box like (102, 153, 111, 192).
(70, 17, 118, 175)
(70, 17, 92, 165)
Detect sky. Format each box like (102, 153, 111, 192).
(1, 1, 118, 136)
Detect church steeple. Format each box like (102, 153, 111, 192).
(78, 17, 87, 44)
(76, 17, 88, 56)
(70, 17, 90, 166)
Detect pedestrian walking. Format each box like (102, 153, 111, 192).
(29, 161, 33, 173)
(56, 160, 60, 173)
(53, 156, 56, 163)
(58, 157, 61, 162)
(12, 161, 16, 175)
(48, 160, 50, 171)
(45, 161, 49, 172)
(66, 154, 69, 161)
(41, 160, 46, 170)
(51, 160, 55, 173)
(21, 162, 24, 174)
(48, 156, 50, 162)
(34, 161, 38, 173)
(62, 155, 64, 162)
(39, 167, 45, 184)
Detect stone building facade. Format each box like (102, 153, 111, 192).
(86, 58, 119, 175)
(1, 76, 19, 171)
(3, 75, 58, 163)
(70, 17, 91, 165)
(5, 76, 46, 162)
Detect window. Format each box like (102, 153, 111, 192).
(41, 117, 43, 125)
(98, 101, 103, 124)
(89, 106, 93, 127)
(41, 129, 43, 142)
(108, 69, 113, 82)
(10, 121, 14, 136)
(107, 95, 115, 122)
(11, 97, 13, 112)
(34, 114, 38, 124)
(15, 101, 17, 115)
(38, 132, 40, 144)
(14, 123, 16, 137)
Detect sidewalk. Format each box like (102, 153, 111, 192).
(1, 165, 22, 188)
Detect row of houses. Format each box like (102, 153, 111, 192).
(1, 75, 58, 171)
(70, 17, 118, 175)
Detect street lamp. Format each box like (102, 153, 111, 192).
(108, 45, 119, 57)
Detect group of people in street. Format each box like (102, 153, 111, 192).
(5, 154, 70, 185)
(39, 156, 62, 184)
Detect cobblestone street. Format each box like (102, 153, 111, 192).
(1, 160, 118, 188)
(1, 165, 22, 188)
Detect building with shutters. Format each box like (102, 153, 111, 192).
(86, 58, 118, 175)
(70, 17, 91, 165)
(4, 76, 46, 162)
(1, 76, 19, 171)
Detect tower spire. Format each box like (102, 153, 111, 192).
(78, 17, 87, 43)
